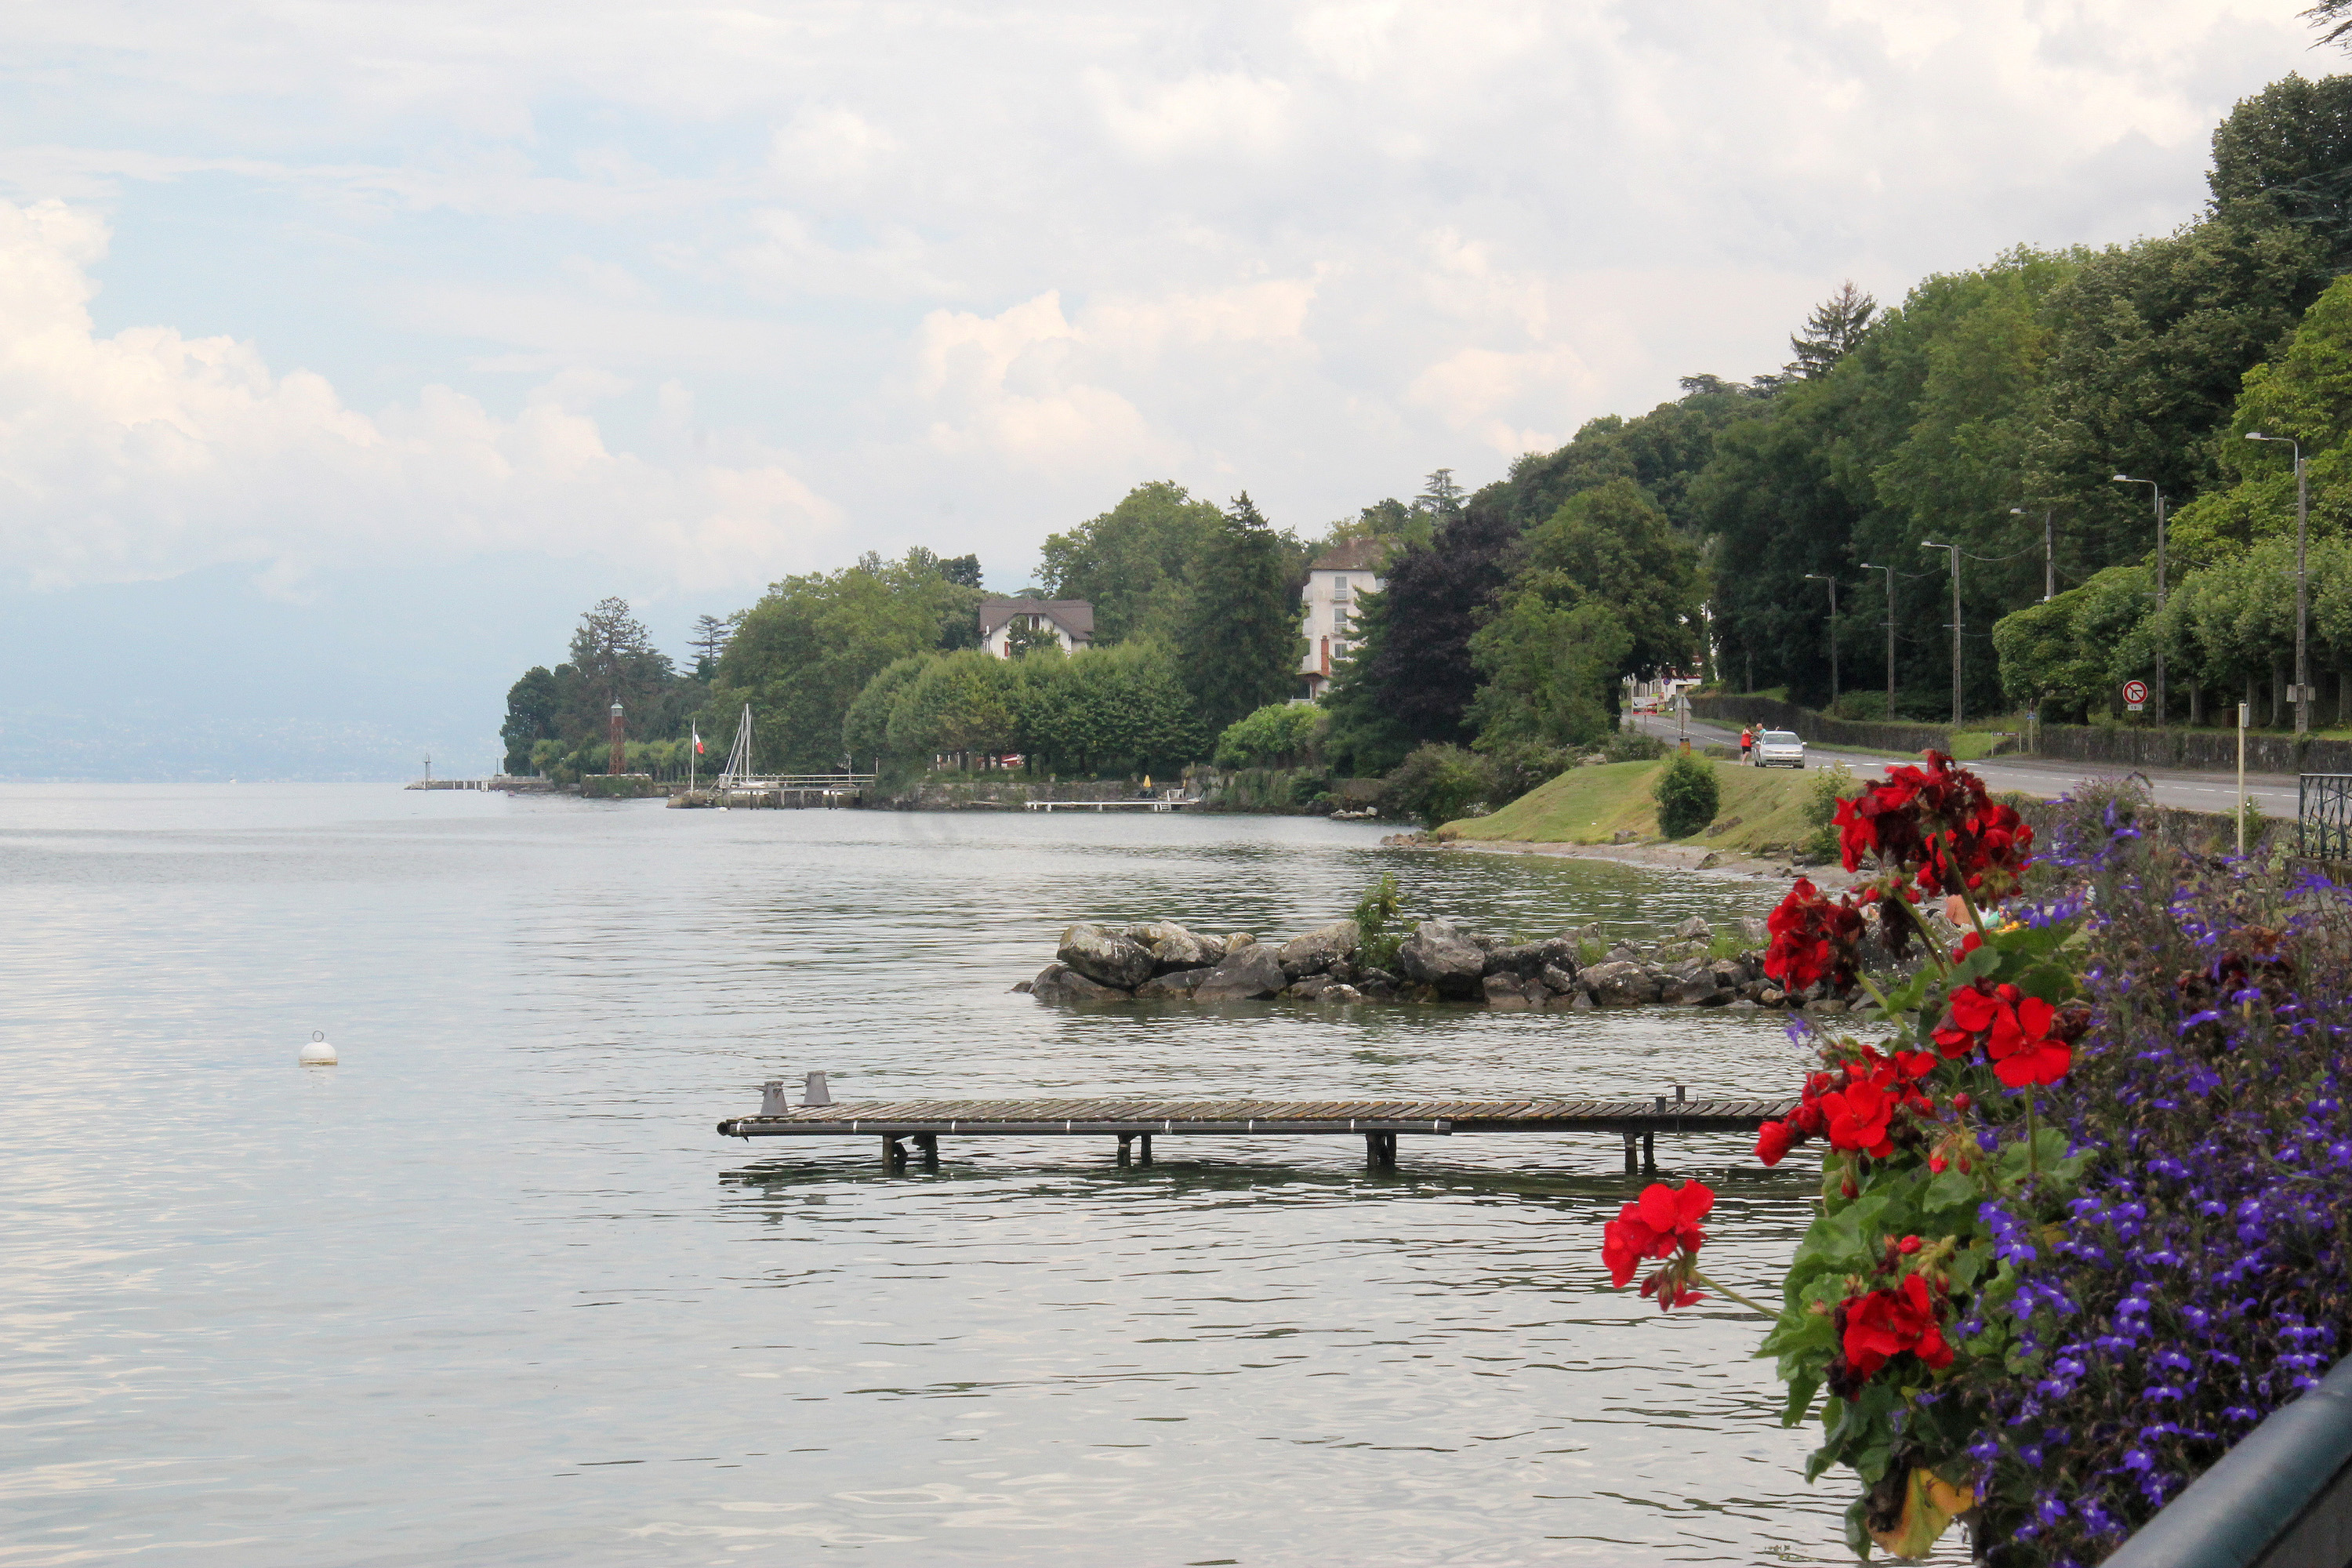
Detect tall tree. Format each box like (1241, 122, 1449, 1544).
(1416, 468, 1466, 521)
(1787, 281, 1878, 379)
(1510, 477, 1703, 680)
(1324, 490, 1518, 772)
(1036, 481, 1223, 644)
(688, 612, 740, 677)
(499, 666, 567, 775)
(1178, 493, 1306, 735)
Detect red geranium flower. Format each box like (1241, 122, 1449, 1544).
(1762, 877, 1866, 992)
(1820, 1080, 1895, 1157)
(1840, 1273, 1952, 1378)
(1832, 752, 2032, 900)
(1936, 982, 2072, 1087)
(1755, 1119, 1795, 1165)
(1600, 1179, 1715, 1310)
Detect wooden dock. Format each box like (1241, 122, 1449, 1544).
(716, 1092, 1795, 1172)
(1022, 797, 1196, 812)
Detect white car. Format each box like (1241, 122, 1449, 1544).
(1753, 730, 1806, 768)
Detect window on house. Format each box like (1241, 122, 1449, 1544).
(1332, 576, 1351, 603)
(1332, 607, 1350, 632)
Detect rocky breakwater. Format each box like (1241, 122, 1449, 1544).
(1019, 915, 1829, 1011)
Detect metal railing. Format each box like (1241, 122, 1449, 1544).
(2104, 1354, 2352, 1567)
(2300, 775, 2352, 864)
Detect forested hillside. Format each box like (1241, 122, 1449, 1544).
(499, 70, 2352, 793)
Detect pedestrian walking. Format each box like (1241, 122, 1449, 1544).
(1739, 726, 1755, 766)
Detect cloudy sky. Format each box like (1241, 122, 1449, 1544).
(0, 0, 2333, 775)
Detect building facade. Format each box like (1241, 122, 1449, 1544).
(978, 598, 1094, 658)
(1297, 538, 1389, 699)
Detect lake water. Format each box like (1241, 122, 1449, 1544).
(2, 787, 1944, 1565)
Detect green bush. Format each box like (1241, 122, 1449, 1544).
(1801, 760, 1860, 861)
(1352, 872, 1405, 971)
(1379, 743, 1493, 829)
(1213, 702, 1326, 769)
(1602, 731, 1666, 764)
(1475, 740, 1577, 806)
(1651, 753, 1719, 839)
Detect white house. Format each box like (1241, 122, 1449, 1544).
(1298, 538, 1390, 699)
(979, 598, 1094, 658)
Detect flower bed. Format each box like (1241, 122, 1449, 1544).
(1599, 757, 2352, 1563)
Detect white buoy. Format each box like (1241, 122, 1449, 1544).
(299, 1030, 338, 1067)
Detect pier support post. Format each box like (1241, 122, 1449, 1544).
(1622, 1133, 1639, 1174)
(913, 1134, 938, 1171)
(1116, 1134, 1134, 1167)
(1365, 1131, 1396, 1171)
(1642, 1132, 1656, 1174)
(1138, 1134, 1152, 1167)
(882, 1136, 907, 1172)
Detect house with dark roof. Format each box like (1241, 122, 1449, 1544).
(1298, 537, 1391, 698)
(979, 598, 1094, 658)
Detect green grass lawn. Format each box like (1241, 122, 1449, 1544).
(1446, 757, 1826, 856)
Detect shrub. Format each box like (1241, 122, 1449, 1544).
(1379, 743, 1492, 829)
(1801, 761, 1860, 861)
(1352, 873, 1405, 971)
(1213, 702, 1326, 769)
(1651, 753, 1719, 838)
(1475, 740, 1577, 806)
(1602, 731, 1667, 764)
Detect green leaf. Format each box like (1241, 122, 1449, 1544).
(1844, 1496, 1874, 1561)
(1922, 1167, 1981, 1214)
(1951, 940, 2001, 984)
(1781, 1371, 1823, 1428)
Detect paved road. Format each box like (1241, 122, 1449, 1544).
(1632, 712, 2300, 818)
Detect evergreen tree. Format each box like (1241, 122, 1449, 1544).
(1178, 493, 1305, 735)
(688, 612, 739, 677)
(1787, 281, 1878, 379)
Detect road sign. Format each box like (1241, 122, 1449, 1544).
(2122, 679, 2149, 709)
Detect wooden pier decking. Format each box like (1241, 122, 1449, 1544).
(716, 1093, 1796, 1172)
(1022, 797, 1196, 812)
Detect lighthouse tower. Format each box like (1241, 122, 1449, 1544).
(607, 702, 626, 777)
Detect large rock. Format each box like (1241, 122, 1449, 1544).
(1581, 960, 1661, 1007)
(1029, 963, 1132, 1003)
(1142, 927, 1223, 972)
(1277, 920, 1360, 978)
(1537, 963, 1581, 996)
(1058, 923, 1155, 989)
(1135, 967, 1212, 999)
(1673, 916, 1713, 942)
(1481, 974, 1546, 1010)
(1396, 920, 1486, 996)
(1484, 937, 1579, 978)
(1192, 941, 1288, 1001)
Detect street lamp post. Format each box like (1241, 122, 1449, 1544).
(2245, 433, 2310, 735)
(2112, 475, 2168, 722)
(1920, 541, 1962, 725)
(1858, 561, 1896, 720)
(2009, 506, 2055, 601)
(1802, 572, 1840, 709)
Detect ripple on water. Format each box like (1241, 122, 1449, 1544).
(0, 787, 1965, 1565)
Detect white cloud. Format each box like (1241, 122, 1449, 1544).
(0, 201, 840, 593)
(1083, 67, 1295, 161)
